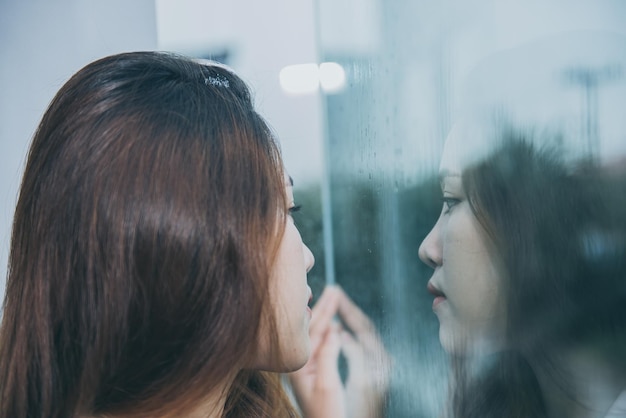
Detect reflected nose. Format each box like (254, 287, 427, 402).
(303, 244, 315, 273)
(418, 218, 442, 269)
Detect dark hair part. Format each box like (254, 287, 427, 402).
(450, 132, 626, 417)
(0, 52, 297, 418)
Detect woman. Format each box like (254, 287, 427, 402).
(419, 118, 626, 418)
(0, 51, 387, 418)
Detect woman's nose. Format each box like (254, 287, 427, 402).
(303, 244, 315, 273)
(418, 219, 442, 269)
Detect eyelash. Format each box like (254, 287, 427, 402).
(289, 204, 302, 214)
(441, 197, 460, 214)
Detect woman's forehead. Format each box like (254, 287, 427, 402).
(438, 170, 462, 189)
(440, 117, 498, 175)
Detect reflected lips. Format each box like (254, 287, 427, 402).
(427, 282, 446, 309)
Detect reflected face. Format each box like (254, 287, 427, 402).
(418, 136, 507, 356)
(257, 173, 315, 372)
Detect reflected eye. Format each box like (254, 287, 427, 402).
(442, 197, 460, 214)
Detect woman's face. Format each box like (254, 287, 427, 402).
(418, 133, 507, 356)
(256, 173, 315, 372)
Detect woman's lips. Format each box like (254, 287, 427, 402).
(306, 291, 313, 317)
(427, 282, 447, 309)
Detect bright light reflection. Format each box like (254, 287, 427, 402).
(279, 63, 320, 94)
(279, 62, 346, 95)
(319, 62, 346, 93)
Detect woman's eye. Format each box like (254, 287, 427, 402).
(288, 204, 302, 225)
(442, 197, 460, 214)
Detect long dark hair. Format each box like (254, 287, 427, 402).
(0, 52, 298, 418)
(450, 132, 626, 417)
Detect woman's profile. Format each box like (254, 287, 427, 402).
(0, 51, 389, 418)
(419, 118, 626, 418)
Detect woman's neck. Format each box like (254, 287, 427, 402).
(530, 346, 625, 418)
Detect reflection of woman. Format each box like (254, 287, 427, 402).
(0, 52, 388, 418)
(419, 122, 626, 418)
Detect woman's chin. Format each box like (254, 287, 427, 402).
(257, 345, 311, 373)
(439, 326, 505, 357)
(283, 346, 311, 372)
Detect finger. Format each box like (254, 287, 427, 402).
(314, 322, 343, 390)
(335, 287, 379, 344)
(340, 330, 367, 383)
(304, 294, 342, 370)
(288, 327, 338, 386)
(342, 330, 392, 400)
(335, 288, 393, 378)
(309, 286, 341, 338)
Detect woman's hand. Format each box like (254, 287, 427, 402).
(337, 287, 391, 418)
(288, 286, 391, 418)
(288, 286, 345, 417)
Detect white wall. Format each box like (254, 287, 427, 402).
(0, 0, 158, 299)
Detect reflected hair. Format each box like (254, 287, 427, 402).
(0, 52, 296, 418)
(463, 134, 626, 351)
(451, 130, 626, 417)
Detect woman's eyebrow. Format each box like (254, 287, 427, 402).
(438, 169, 461, 188)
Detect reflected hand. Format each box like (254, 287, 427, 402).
(288, 286, 391, 418)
